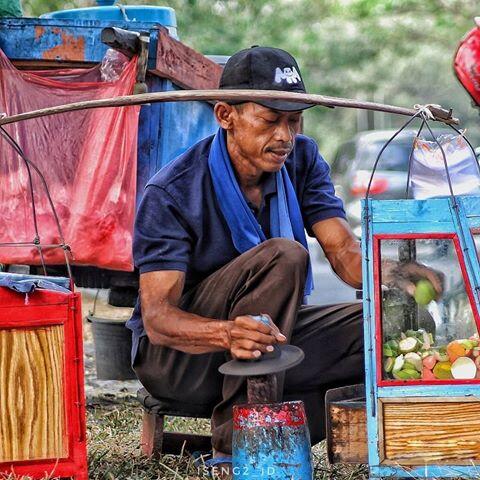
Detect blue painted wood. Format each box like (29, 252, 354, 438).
(135, 77, 217, 205)
(371, 465, 480, 478)
(362, 195, 480, 479)
(370, 196, 480, 224)
(135, 75, 163, 206)
(378, 385, 480, 397)
(156, 80, 216, 169)
(371, 197, 454, 224)
(0, 17, 166, 67)
(372, 222, 454, 234)
(361, 199, 382, 468)
(454, 198, 480, 304)
(463, 196, 480, 218)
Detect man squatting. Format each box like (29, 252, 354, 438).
(127, 46, 442, 468)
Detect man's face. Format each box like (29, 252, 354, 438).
(219, 102, 303, 173)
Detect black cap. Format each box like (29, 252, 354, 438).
(219, 46, 313, 111)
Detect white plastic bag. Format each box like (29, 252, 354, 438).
(410, 134, 480, 199)
(100, 49, 130, 82)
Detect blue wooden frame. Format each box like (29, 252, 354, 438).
(362, 195, 480, 479)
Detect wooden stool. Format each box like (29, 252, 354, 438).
(137, 388, 213, 458)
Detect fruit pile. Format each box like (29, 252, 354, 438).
(383, 329, 480, 380)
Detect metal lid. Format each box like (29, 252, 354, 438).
(219, 345, 305, 376)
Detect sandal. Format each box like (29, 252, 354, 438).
(204, 457, 232, 479)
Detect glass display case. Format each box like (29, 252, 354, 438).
(362, 195, 480, 479)
(378, 235, 479, 384)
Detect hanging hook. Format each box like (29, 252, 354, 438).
(414, 104, 456, 124)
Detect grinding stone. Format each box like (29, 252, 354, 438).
(218, 345, 304, 376)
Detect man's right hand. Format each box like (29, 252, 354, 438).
(229, 314, 287, 360)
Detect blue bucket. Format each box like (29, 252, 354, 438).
(233, 401, 313, 479)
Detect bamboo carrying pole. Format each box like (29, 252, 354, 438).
(0, 89, 459, 126)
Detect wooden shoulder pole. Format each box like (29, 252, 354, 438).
(0, 90, 459, 126)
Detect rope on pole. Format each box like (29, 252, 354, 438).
(0, 90, 459, 126)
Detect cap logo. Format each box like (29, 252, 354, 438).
(274, 66, 301, 85)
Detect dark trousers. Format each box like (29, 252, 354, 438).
(134, 238, 364, 454)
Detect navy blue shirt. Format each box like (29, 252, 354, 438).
(127, 133, 346, 359)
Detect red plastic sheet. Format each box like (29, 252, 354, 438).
(0, 49, 140, 271)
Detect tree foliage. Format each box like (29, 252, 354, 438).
(22, 0, 480, 157)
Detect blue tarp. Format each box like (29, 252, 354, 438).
(0, 272, 70, 294)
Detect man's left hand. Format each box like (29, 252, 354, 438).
(382, 260, 444, 300)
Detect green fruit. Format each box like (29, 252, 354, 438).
(459, 339, 475, 351)
(414, 280, 436, 305)
(383, 346, 394, 357)
(393, 369, 420, 380)
(392, 354, 405, 372)
(399, 337, 419, 353)
(402, 368, 421, 379)
(403, 361, 418, 372)
(393, 370, 411, 380)
(434, 349, 449, 362)
(404, 352, 422, 372)
(384, 357, 394, 373)
(387, 339, 399, 351)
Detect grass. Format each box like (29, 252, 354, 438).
(86, 398, 370, 480)
(2, 398, 472, 479)
(1, 397, 475, 479)
(88, 398, 211, 480)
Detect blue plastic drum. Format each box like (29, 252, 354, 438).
(42, 4, 177, 36)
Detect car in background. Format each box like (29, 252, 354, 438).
(330, 129, 452, 237)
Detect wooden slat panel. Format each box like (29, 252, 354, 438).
(154, 26, 222, 90)
(0, 326, 67, 462)
(383, 400, 480, 464)
(329, 402, 368, 463)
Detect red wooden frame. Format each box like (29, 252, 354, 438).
(0, 287, 88, 480)
(373, 232, 480, 387)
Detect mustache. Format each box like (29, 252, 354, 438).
(266, 143, 293, 152)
